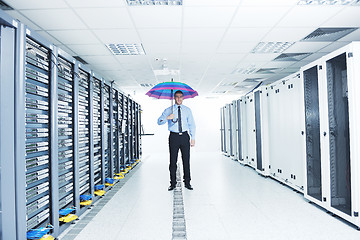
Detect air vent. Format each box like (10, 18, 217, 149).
(0, 1, 13, 10)
(106, 44, 146, 55)
(220, 82, 238, 86)
(256, 68, 280, 74)
(298, 0, 360, 5)
(274, 53, 311, 61)
(232, 65, 257, 74)
(251, 42, 294, 53)
(126, 0, 183, 6)
(302, 28, 358, 42)
(73, 56, 88, 65)
(243, 78, 262, 83)
(140, 83, 155, 87)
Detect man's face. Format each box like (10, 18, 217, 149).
(174, 93, 184, 105)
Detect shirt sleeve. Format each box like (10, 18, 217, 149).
(187, 108, 196, 140)
(157, 108, 169, 125)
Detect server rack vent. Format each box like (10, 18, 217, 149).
(326, 53, 351, 215)
(303, 65, 322, 201)
(57, 56, 75, 210)
(25, 37, 51, 231)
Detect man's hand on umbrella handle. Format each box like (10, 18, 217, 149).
(191, 139, 195, 147)
(167, 114, 175, 120)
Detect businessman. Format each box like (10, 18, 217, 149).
(157, 90, 196, 191)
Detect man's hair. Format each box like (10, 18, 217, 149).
(174, 90, 183, 96)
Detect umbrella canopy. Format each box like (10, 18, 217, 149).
(146, 81, 198, 100)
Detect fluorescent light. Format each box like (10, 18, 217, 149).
(106, 44, 145, 55)
(298, 0, 360, 5)
(126, 0, 183, 6)
(251, 42, 294, 54)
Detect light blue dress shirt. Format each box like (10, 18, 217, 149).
(157, 104, 196, 140)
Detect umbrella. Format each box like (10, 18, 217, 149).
(145, 79, 198, 122)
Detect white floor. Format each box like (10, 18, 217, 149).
(59, 149, 360, 240)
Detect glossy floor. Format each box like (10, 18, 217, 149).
(59, 149, 360, 240)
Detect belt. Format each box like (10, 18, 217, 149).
(170, 131, 187, 136)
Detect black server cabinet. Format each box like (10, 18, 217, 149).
(303, 65, 322, 202)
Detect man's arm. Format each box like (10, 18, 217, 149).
(157, 108, 171, 125)
(187, 108, 196, 147)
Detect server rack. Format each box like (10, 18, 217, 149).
(124, 95, 130, 166)
(254, 90, 263, 173)
(224, 104, 231, 156)
(220, 107, 225, 153)
(103, 84, 111, 178)
(0, 22, 17, 240)
(93, 76, 103, 186)
(245, 93, 256, 169)
(239, 96, 248, 163)
(236, 99, 242, 162)
(111, 87, 119, 176)
(230, 100, 237, 159)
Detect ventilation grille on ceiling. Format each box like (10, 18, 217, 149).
(298, 0, 360, 5)
(243, 78, 263, 83)
(302, 28, 358, 42)
(274, 53, 311, 61)
(106, 44, 146, 55)
(73, 56, 88, 65)
(232, 65, 257, 74)
(126, 0, 183, 5)
(0, 0, 13, 10)
(251, 42, 294, 53)
(256, 68, 281, 74)
(140, 83, 155, 87)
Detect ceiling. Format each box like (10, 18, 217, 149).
(3, 0, 360, 97)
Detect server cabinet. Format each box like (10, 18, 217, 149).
(103, 84, 111, 178)
(230, 100, 238, 158)
(220, 107, 225, 153)
(236, 99, 242, 162)
(239, 96, 248, 163)
(302, 42, 360, 228)
(224, 104, 231, 156)
(0, 24, 17, 240)
(111, 87, 118, 176)
(245, 93, 256, 169)
(124, 96, 130, 166)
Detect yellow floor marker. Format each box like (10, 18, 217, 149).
(105, 182, 115, 187)
(80, 200, 93, 206)
(39, 235, 55, 240)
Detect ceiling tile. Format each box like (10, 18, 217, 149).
(284, 42, 331, 53)
(93, 29, 140, 43)
(75, 8, 134, 29)
(232, 6, 291, 27)
(5, 10, 41, 30)
(35, 30, 62, 44)
(181, 42, 218, 54)
(130, 7, 182, 28)
(4, 0, 68, 9)
(56, 44, 77, 56)
(82, 56, 119, 65)
(317, 41, 350, 53)
(182, 28, 226, 43)
(277, 5, 344, 27)
(20, 9, 87, 30)
(321, 7, 360, 27)
(183, 7, 236, 28)
(65, 0, 126, 8)
(183, 0, 241, 6)
(217, 42, 258, 53)
(260, 61, 295, 69)
(241, 0, 298, 6)
(67, 44, 111, 56)
(262, 27, 316, 42)
(48, 30, 100, 44)
(138, 28, 181, 43)
(142, 42, 180, 55)
(222, 27, 271, 42)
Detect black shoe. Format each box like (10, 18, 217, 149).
(184, 184, 193, 190)
(168, 185, 176, 191)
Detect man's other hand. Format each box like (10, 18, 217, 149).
(167, 114, 175, 120)
(191, 139, 195, 147)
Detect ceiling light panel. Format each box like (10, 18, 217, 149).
(106, 44, 146, 55)
(298, 0, 360, 5)
(301, 27, 358, 41)
(126, 0, 183, 6)
(251, 42, 294, 53)
(274, 53, 311, 61)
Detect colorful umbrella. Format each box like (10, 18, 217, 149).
(145, 81, 198, 100)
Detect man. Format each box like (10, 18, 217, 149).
(157, 90, 196, 191)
